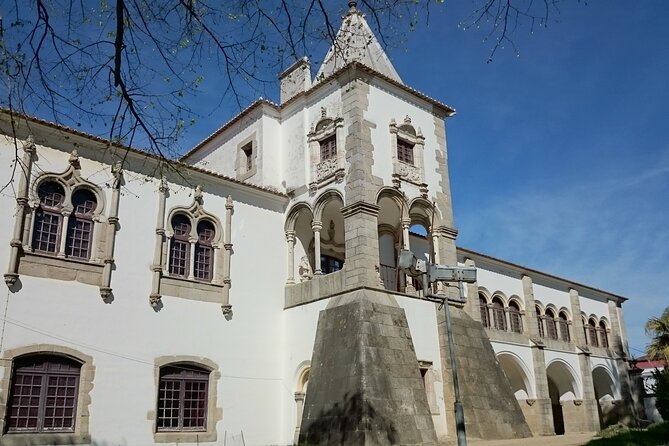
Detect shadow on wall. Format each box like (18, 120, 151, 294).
(299, 392, 398, 445)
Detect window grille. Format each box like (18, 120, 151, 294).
(169, 215, 191, 277)
(7, 355, 80, 433)
(598, 321, 609, 348)
(32, 182, 65, 254)
(66, 189, 97, 259)
(587, 319, 599, 347)
(509, 302, 523, 333)
(479, 295, 490, 328)
(319, 135, 337, 161)
(492, 298, 506, 331)
(536, 307, 545, 338)
(397, 139, 414, 165)
(157, 366, 209, 432)
(194, 221, 215, 281)
(558, 312, 571, 342)
(545, 310, 558, 340)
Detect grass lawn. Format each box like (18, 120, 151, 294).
(586, 422, 669, 446)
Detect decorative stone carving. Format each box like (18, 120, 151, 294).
(396, 162, 421, 182)
(525, 399, 536, 406)
(315, 158, 339, 181)
(149, 294, 162, 308)
(573, 399, 583, 406)
(299, 256, 313, 282)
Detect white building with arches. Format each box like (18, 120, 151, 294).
(0, 2, 636, 445)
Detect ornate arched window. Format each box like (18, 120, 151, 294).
(66, 188, 98, 259)
(508, 301, 523, 333)
(169, 214, 192, 277)
(598, 321, 609, 348)
(194, 220, 216, 281)
(587, 318, 599, 347)
(536, 306, 545, 338)
(558, 311, 571, 342)
(545, 309, 558, 340)
(389, 116, 425, 185)
(308, 108, 345, 193)
(479, 294, 490, 328)
(32, 181, 66, 254)
(492, 297, 506, 331)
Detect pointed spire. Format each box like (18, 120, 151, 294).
(314, 2, 402, 83)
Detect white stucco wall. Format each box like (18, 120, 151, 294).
(533, 283, 571, 313)
(476, 267, 525, 304)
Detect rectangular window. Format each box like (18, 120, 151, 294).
(66, 219, 93, 259)
(194, 245, 213, 281)
(33, 211, 61, 253)
(157, 367, 208, 432)
(7, 356, 80, 433)
(397, 139, 414, 165)
(319, 135, 337, 161)
(169, 240, 189, 277)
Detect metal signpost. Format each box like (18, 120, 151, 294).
(398, 249, 476, 446)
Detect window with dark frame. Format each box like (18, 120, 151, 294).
(32, 181, 65, 254)
(479, 295, 490, 328)
(397, 139, 414, 165)
(598, 321, 609, 348)
(558, 312, 571, 342)
(157, 365, 209, 432)
(194, 220, 215, 281)
(6, 355, 81, 433)
(509, 301, 523, 333)
(319, 135, 337, 161)
(66, 189, 97, 259)
(587, 319, 599, 347)
(492, 298, 506, 331)
(169, 214, 191, 277)
(545, 309, 558, 340)
(320, 254, 343, 275)
(536, 307, 545, 338)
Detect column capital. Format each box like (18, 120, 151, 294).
(285, 230, 296, 242)
(401, 217, 412, 228)
(311, 220, 322, 231)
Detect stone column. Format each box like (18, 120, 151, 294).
(432, 230, 444, 295)
(312, 220, 322, 275)
(285, 230, 296, 285)
(522, 275, 555, 435)
(99, 162, 123, 301)
(57, 210, 72, 257)
(569, 288, 600, 432)
(401, 217, 414, 293)
(221, 196, 233, 316)
(340, 203, 380, 288)
(149, 178, 168, 308)
(293, 391, 306, 444)
(5, 136, 36, 287)
(608, 299, 638, 424)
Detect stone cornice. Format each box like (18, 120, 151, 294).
(340, 201, 380, 217)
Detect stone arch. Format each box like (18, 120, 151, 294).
(293, 363, 311, 444)
(546, 359, 581, 400)
(376, 188, 407, 292)
(546, 359, 581, 435)
(592, 365, 618, 429)
(312, 190, 345, 275)
(497, 352, 533, 400)
(285, 202, 315, 281)
(408, 197, 437, 228)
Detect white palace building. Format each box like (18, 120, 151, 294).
(0, 3, 637, 445)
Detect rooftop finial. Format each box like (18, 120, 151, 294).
(348, 1, 357, 13)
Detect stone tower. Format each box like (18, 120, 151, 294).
(289, 2, 531, 444)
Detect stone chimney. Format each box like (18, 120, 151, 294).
(279, 57, 311, 104)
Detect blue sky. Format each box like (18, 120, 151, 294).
(383, 1, 668, 356)
(178, 1, 667, 356)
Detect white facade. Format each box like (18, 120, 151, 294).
(0, 5, 634, 445)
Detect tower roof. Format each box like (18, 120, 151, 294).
(315, 1, 402, 83)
